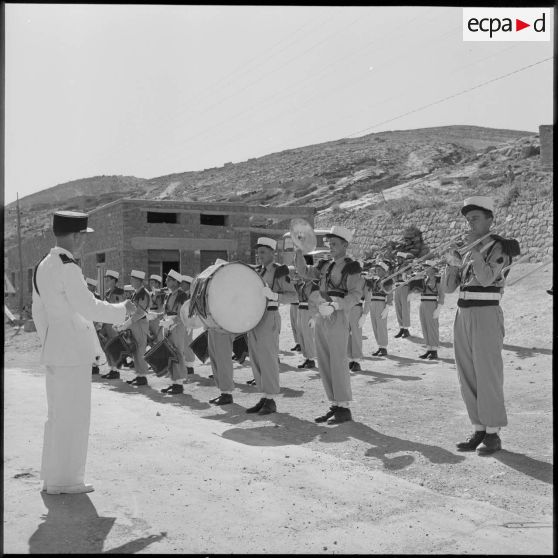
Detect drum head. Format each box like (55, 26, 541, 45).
(207, 263, 267, 334)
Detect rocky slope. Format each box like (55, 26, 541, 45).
(5, 125, 549, 251)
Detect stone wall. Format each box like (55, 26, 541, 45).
(316, 197, 553, 262)
(539, 125, 553, 169)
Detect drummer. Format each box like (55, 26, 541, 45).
(99, 270, 126, 380)
(179, 274, 196, 376)
(245, 237, 298, 416)
(206, 259, 236, 405)
(148, 274, 165, 343)
(158, 269, 190, 395)
(116, 270, 151, 386)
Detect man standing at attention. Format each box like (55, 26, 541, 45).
(32, 210, 135, 494)
(295, 226, 364, 424)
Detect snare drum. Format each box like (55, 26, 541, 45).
(188, 261, 267, 334)
(189, 330, 209, 364)
(103, 332, 136, 368)
(144, 338, 180, 377)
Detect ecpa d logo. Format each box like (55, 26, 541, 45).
(463, 8, 551, 41)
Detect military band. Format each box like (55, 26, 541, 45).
(32, 196, 525, 485)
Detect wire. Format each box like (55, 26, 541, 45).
(344, 57, 553, 138)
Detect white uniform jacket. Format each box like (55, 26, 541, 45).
(32, 247, 127, 366)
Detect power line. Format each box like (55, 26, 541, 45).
(151, 9, 452, 168)
(345, 57, 553, 138)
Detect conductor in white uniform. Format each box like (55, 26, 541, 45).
(32, 211, 136, 495)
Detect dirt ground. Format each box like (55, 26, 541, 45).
(3, 263, 553, 554)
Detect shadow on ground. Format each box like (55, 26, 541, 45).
(28, 493, 166, 554)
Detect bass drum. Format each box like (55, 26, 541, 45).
(188, 261, 266, 334)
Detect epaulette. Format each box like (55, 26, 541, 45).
(342, 259, 361, 275)
(490, 234, 521, 257)
(59, 253, 78, 265)
(275, 264, 290, 279)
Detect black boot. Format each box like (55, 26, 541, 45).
(258, 398, 277, 415)
(298, 359, 310, 369)
(209, 393, 233, 405)
(372, 348, 382, 356)
(476, 433, 502, 454)
(92, 365, 100, 375)
(291, 343, 301, 351)
(104, 370, 120, 380)
(394, 329, 405, 338)
(427, 350, 438, 360)
(315, 406, 338, 423)
(304, 359, 316, 369)
(166, 383, 184, 395)
(246, 379, 256, 385)
(246, 398, 266, 413)
(456, 431, 486, 451)
(400, 329, 410, 338)
(351, 362, 362, 372)
(127, 376, 148, 386)
(327, 407, 353, 424)
(419, 351, 431, 359)
(349, 361, 356, 371)
(377, 348, 388, 357)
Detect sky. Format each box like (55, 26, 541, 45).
(4, 4, 554, 204)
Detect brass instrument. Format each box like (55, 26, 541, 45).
(289, 218, 317, 254)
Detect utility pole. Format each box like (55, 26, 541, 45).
(16, 193, 24, 320)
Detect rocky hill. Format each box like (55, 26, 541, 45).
(4, 125, 549, 251)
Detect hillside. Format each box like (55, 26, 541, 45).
(4, 125, 549, 251)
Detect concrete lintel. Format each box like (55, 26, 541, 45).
(130, 237, 238, 251)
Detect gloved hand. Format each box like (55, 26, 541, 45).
(380, 306, 389, 320)
(357, 314, 367, 328)
(124, 300, 137, 315)
(432, 307, 441, 319)
(262, 286, 279, 301)
(115, 320, 130, 332)
(318, 303, 334, 317)
(444, 249, 462, 267)
(308, 318, 316, 329)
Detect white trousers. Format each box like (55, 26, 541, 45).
(41, 365, 91, 490)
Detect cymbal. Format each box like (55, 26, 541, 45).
(290, 218, 317, 254)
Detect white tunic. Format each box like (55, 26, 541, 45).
(32, 246, 127, 490)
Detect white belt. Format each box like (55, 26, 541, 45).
(371, 296, 387, 301)
(458, 292, 501, 301)
(267, 302, 279, 309)
(421, 295, 438, 301)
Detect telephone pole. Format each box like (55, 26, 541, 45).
(16, 193, 24, 320)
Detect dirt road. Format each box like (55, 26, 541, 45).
(3, 263, 553, 554)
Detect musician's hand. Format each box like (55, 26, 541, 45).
(444, 249, 462, 267)
(262, 286, 279, 301)
(380, 306, 389, 320)
(318, 303, 334, 316)
(124, 300, 136, 315)
(432, 307, 441, 319)
(357, 315, 367, 328)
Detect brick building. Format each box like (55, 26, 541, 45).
(5, 199, 314, 306)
